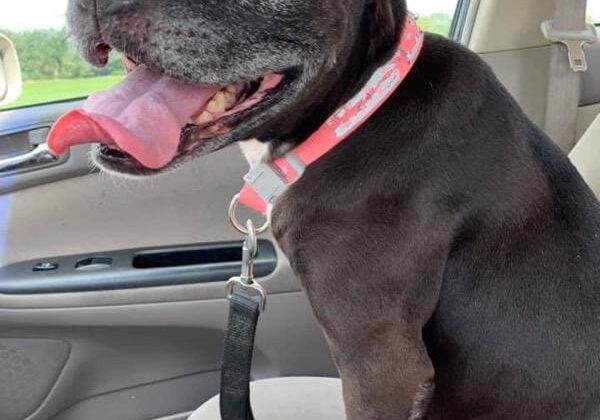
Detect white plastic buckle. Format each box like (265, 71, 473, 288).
(243, 163, 288, 207)
(541, 20, 598, 72)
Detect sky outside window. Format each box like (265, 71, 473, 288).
(2, 1, 600, 31)
(1, 0, 461, 31)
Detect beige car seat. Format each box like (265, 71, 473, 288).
(570, 113, 600, 198)
(188, 377, 346, 420)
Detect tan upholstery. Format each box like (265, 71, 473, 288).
(570, 114, 600, 198)
(188, 377, 346, 420)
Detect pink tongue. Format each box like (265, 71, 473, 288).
(47, 67, 220, 169)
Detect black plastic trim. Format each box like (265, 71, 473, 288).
(0, 240, 277, 295)
(450, 0, 471, 42)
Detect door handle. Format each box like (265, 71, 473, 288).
(0, 142, 56, 171)
(0, 127, 65, 174)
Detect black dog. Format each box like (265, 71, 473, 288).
(61, 0, 600, 418)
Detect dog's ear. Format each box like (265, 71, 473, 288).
(365, 0, 406, 63)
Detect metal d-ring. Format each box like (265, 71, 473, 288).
(228, 194, 271, 235)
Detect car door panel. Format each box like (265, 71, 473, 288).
(2, 145, 252, 267)
(1, 293, 334, 420)
(0, 99, 336, 420)
(0, 338, 70, 420)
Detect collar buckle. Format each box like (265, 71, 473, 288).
(242, 162, 288, 210)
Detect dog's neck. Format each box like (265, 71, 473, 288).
(240, 9, 411, 166)
(238, 16, 423, 214)
(257, 6, 408, 154)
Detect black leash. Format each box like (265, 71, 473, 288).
(220, 289, 260, 420)
(220, 201, 269, 420)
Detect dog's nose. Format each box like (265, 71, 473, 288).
(97, 0, 137, 15)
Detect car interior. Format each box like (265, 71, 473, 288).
(0, 0, 598, 419)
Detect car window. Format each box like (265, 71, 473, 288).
(0, 0, 124, 111)
(589, 0, 600, 25)
(408, 0, 459, 36)
(0, 0, 458, 112)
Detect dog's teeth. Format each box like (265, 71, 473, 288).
(224, 91, 236, 108)
(225, 85, 238, 94)
(207, 92, 227, 113)
(193, 111, 214, 125)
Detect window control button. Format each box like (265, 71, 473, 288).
(75, 257, 113, 271)
(33, 262, 59, 272)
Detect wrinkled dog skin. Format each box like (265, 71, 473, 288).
(69, 0, 600, 419)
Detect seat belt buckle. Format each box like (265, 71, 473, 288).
(541, 21, 599, 72)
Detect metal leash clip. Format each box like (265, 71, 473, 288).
(227, 195, 269, 312)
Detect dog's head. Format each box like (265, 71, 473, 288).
(62, 0, 407, 175)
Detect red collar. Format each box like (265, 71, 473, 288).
(239, 15, 424, 215)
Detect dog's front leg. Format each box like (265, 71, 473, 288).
(326, 290, 437, 420)
(273, 209, 448, 420)
(335, 327, 434, 420)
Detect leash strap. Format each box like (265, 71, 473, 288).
(220, 289, 260, 420)
(220, 214, 268, 420)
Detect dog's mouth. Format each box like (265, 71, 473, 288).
(47, 49, 287, 172)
